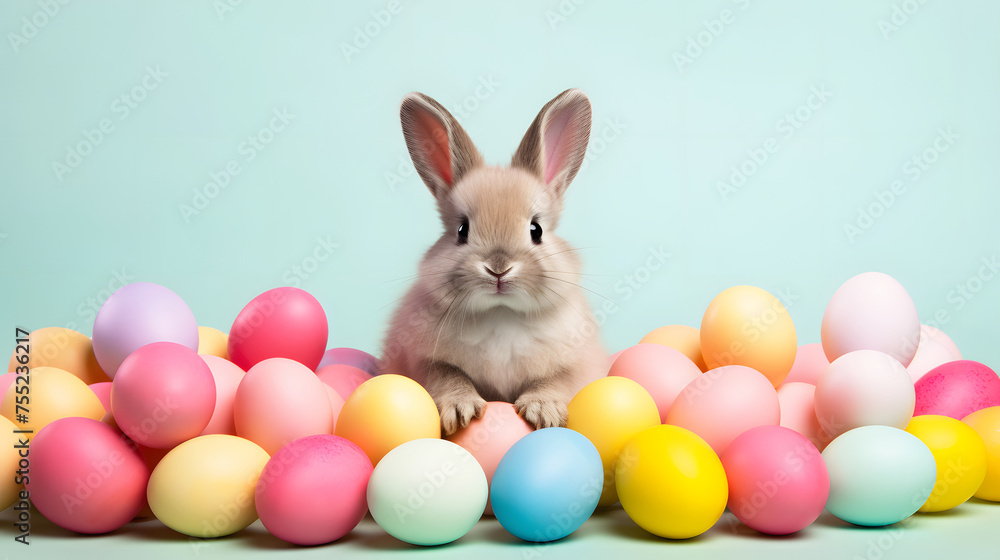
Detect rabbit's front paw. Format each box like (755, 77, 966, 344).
(514, 394, 567, 430)
(437, 394, 488, 436)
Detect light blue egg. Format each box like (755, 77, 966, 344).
(822, 425, 936, 526)
(490, 427, 603, 542)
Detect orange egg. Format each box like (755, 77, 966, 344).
(7, 327, 109, 385)
(1, 367, 105, 441)
(639, 324, 707, 371)
(197, 326, 229, 359)
(701, 286, 797, 387)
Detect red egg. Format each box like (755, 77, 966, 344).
(112, 342, 216, 449)
(317, 364, 374, 401)
(255, 435, 373, 545)
(914, 360, 1000, 419)
(26, 417, 149, 534)
(228, 287, 329, 371)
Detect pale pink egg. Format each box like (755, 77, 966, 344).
(199, 355, 246, 436)
(324, 385, 346, 430)
(914, 360, 1000, 419)
(317, 364, 374, 401)
(783, 343, 829, 385)
(776, 382, 828, 450)
(609, 343, 701, 423)
(907, 325, 962, 383)
(446, 401, 533, 516)
(814, 350, 914, 441)
(88, 381, 113, 413)
(608, 349, 625, 367)
(235, 358, 334, 455)
(821, 272, 920, 367)
(666, 365, 780, 454)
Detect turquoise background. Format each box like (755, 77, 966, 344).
(2, 0, 1000, 558)
(2, 0, 998, 368)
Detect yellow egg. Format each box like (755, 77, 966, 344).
(567, 377, 661, 506)
(6, 327, 110, 385)
(615, 425, 728, 539)
(1, 367, 104, 441)
(640, 325, 707, 371)
(335, 374, 440, 465)
(0, 415, 25, 510)
(147, 434, 270, 537)
(197, 326, 229, 360)
(700, 285, 797, 387)
(963, 406, 1000, 501)
(906, 415, 988, 512)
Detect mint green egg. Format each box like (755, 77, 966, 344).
(822, 425, 936, 526)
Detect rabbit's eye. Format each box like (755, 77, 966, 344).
(530, 221, 542, 244)
(457, 220, 469, 244)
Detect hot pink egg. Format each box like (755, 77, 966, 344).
(666, 365, 780, 454)
(235, 357, 334, 455)
(446, 401, 534, 515)
(317, 364, 374, 401)
(88, 381, 113, 413)
(776, 382, 828, 450)
(609, 343, 702, 423)
(26, 417, 149, 534)
(783, 343, 829, 385)
(111, 342, 216, 449)
(721, 425, 829, 535)
(255, 434, 373, 545)
(914, 360, 1000, 420)
(228, 287, 329, 371)
(199, 355, 246, 436)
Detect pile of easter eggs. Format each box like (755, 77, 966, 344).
(2, 271, 999, 547)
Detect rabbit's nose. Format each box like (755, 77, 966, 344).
(485, 266, 512, 279)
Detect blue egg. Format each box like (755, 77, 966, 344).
(490, 427, 602, 542)
(822, 425, 936, 526)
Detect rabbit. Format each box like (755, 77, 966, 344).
(379, 89, 608, 436)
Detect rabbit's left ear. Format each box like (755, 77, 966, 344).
(511, 89, 592, 197)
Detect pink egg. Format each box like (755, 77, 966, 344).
(324, 385, 346, 430)
(776, 382, 829, 450)
(446, 402, 534, 515)
(608, 349, 625, 367)
(721, 425, 830, 535)
(318, 347, 379, 375)
(783, 343, 829, 385)
(88, 382, 113, 413)
(112, 342, 216, 449)
(255, 434, 373, 545)
(821, 272, 920, 367)
(25, 417, 148, 534)
(907, 325, 962, 383)
(814, 350, 914, 441)
(609, 343, 702, 423)
(914, 360, 1000, 420)
(666, 365, 780, 454)
(317, 364, 374, 401)
(228, 287, 329, 371)
(199, 355, 246, 436)
(235, 358, 334, 454)
(1, 372, 16, 396)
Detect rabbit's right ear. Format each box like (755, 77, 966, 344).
(400, 93, 483, 200)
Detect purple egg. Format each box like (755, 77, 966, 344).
(317, 347, 379, 375)
(92, 282, 198, 378)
